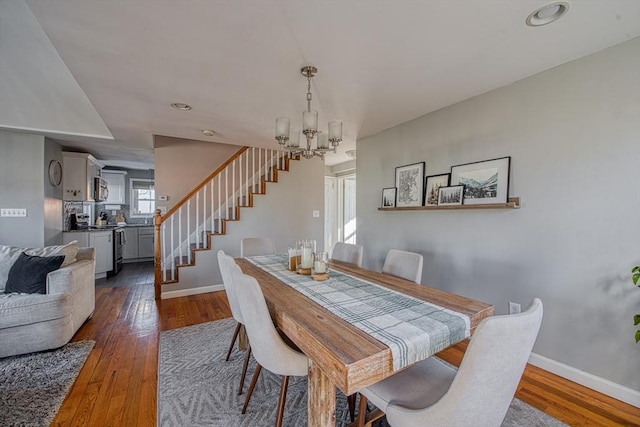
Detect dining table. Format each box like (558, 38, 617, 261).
(236, 255, 494, 427)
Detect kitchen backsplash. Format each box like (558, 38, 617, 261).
(63, 201, 152, 230)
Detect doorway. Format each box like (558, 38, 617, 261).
(324, 173, 356, 255)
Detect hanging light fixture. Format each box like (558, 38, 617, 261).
(275, 65, 342, 160)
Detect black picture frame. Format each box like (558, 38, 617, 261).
(424, 173, 450, 206)
(395, 162, 425, 207)
(437, 185, 464, 206)
(450, 156, 510, 205)
(381, 187, 397, 208)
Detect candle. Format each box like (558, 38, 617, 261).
(301, 247, 313, 268)
(313, 261, 327, 274)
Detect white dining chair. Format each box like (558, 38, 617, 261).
(356, 298, 544, 427)
(240, 237, 276, 257)
(331, 242, 364, 267)
(232, 270, 309, 427)
(217, 250, 253, 395)
(381, 249, 423, 283)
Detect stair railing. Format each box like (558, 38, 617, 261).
(154, 146, 288, 298)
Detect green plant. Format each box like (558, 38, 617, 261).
(633, 266, 640, 343)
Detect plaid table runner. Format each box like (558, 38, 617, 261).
(245, 254, 470, 372)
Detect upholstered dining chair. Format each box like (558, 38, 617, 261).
(381, 249, 423, 283)
(241, 237, 277, 257)
(232, 270, 309, 427)
(331, 242, 364, 267)
(217, 250, 253, 395)
(356, 298, 544, 427)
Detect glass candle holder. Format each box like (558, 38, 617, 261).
(312, 251, 329, 275)
(297, 239, 316, 274)
(288, 244, 300, 271)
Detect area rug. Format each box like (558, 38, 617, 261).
(0, 340, 95, 427)
(158, 318, 566, 427)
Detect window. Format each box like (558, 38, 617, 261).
(130, 178, 155, 217)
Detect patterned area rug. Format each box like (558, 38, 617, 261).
(158, 318, 566, 427)
(0, 340, 95, 427)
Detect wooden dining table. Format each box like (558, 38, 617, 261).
(236, 257, 494, 427)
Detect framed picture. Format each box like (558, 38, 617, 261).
(450, 157, 510, 205)
(424, 173, 450, 206)
(437, 185, 464, 206)
(395, 162, 425, 207)
(381, 187, 397, 208)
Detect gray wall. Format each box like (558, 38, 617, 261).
(0, 131, 64, 247)
(44, 138, 63, 245)
(356, 38, 640, 391)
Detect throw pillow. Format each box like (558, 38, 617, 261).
(0, 245, 24, 293)
(26, 240, 79, 267)
(4, 252, 65, 294)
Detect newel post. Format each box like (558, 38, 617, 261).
(154, 209, 162, 300)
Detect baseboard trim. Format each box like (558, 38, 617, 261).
(529, 352, 640, 408)
(161, 284, 224, 299)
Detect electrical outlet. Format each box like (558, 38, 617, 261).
(1, 208, 27, 217)
(312, 210, 320, 218)
(508, 301, 521, 314)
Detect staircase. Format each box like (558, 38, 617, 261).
(153, 147, 296, 299)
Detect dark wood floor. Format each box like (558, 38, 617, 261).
(53, 263, 640, 426)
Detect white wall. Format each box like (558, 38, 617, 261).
(357, 39, 640, 395)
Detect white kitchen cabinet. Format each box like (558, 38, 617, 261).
(63, 231, 113, 278)
(90, 231, 113, 276)
(62, 152, 104, 201)
(137, 227, 154, 259)
(123, 227, 138, 260)
(103, 170, 127, 205)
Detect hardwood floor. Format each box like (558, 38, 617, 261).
(52, 265, 639, 426)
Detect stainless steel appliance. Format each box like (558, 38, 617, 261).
(109, 227, 125, 276)
(94, 177, 109, 202)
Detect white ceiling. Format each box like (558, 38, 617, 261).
(3, 0, 639, 169)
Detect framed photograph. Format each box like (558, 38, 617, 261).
(450, 157, 510, 205)
(437, 185, 464, 206)
(395, 162, 425, 207)
(424, 173, 450, 206)
(381, 187, 397, 208)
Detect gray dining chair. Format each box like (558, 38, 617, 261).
(240, 237, 276, 257)
(331, 242, 364, 267)
(232, 270, 309, 427)
(356, 298, 544, 427)
(381, 249, 423, 283)
(217, 250, 252, 395)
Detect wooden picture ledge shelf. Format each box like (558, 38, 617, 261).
(379, 197, 521, 211)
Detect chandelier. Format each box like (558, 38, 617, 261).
(275, 65, 342, 160)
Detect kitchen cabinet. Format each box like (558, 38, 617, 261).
(138, 227, 154, 259)
(103, 170, 127, 205)
(62, 152, 104, 201)
(63, 230, 113, 278)
(90, 231, 113, 275)
(123, 227, 139, 260)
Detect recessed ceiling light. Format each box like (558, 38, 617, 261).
(171, 102, 192, 111)
(202, 130, 217, 137)
(345, 150, 356, 160)
(526, 1, 570, 27)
